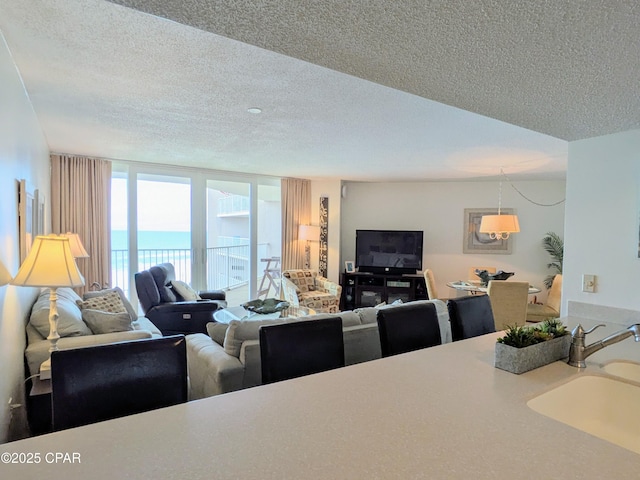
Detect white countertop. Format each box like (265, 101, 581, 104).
(3, 316, 640, 479)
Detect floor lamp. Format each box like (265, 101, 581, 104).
(298, 225, 320, 269)
(11, 234, 85, 379)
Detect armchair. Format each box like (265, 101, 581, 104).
(281, 269, 342, 313)
(135, 263, 226, 336)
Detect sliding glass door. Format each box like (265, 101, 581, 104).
(110, 163, 280, 307)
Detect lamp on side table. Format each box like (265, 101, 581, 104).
(11, 234, 85, 379)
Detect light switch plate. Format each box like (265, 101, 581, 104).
(582, 274, 596, 293)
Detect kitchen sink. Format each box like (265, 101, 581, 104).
(527, 375, 640, 454)
(601, 361, 640, 383)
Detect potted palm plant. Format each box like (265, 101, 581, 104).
(542, 232, 563, 289)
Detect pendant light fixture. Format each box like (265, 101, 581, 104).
(479, 169, 520, 240)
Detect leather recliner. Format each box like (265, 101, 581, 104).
(135, 263, 226, 335)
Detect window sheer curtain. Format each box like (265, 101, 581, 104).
(281, 178, 311, 271)
(50, 154, 112, 294)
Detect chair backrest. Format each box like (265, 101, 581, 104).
(51, 335, 187, 431)
(376, 302, 441, 357)
(423, 269, 439, 300)
(468, 266, 496, 283)
(260, 317, 345, 384)
(487, 281, 530, 330)
(134, 270, 161, 312)
(280, 276, 301, 307)
(546, 274, 563, 313)
(447, 295, 496, 341)
(282, 269, 318, 293)
(149, 263, 178, 303)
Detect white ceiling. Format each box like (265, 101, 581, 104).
(1, 1, 638, 181)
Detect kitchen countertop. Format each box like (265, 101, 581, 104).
(2, 315, 639, 479)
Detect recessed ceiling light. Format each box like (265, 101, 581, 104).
(247, 107, 262, 114)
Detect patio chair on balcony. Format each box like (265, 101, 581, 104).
(135, 263, 226, 336)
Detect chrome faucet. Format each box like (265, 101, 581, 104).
(567, 323, 640, 368)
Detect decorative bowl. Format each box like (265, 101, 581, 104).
(242, 298, 290, 314)
(475, 269, 515, 286)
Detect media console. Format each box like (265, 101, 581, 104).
(340, 272, 428, 310)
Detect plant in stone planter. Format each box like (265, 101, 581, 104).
(495, 319, 570, 374)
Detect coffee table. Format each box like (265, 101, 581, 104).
(213, 305, 315, 324)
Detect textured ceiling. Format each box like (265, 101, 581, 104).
(4, 1, 637, 181)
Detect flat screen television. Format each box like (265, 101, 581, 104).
(355, 229, 423, 274)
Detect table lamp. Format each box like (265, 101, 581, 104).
(60, 232, 89, 258)
(11, 234, 85, 379)
(298, 225, 320, 269)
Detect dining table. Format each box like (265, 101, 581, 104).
(446, 280, 541, 295)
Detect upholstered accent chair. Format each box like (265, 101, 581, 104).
(281, 269, 342, 313)
(527, 274, 562, 322)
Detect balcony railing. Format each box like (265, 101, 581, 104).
(111, 244, 270, 297)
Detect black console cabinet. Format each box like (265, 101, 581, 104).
(340, 272, 428, 310)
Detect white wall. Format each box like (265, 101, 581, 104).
(563, 129, 640, 313)
(340, 180, 566, 302)
(0, 32, 51, 442)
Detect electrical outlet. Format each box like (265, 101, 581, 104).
(582, 274, 596, 293)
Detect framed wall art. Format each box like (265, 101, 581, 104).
(18, 179, 35, 263)
(463, 208, 514, 254)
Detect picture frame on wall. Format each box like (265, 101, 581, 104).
(463, 208, 514, 254)
(345, 260, 356, 273)
(18, 179, 35, 263)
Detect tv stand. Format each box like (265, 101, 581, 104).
(340, 272, 428, 310)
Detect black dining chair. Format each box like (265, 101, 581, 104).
(259, 317, 345, 384)
(377, 302, 442, 357)
(51, 335, 187, 431)
(446, 295, 496, 341)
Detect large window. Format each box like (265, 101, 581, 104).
(110, 163, 281, 307)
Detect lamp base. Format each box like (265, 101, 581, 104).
(39, 358, 52, 380)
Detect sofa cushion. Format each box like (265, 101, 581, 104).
(223, 318, 289, 357)
(172, 280, 202, 301)
(29, 287, 92, 338)
(83, 287, 138, 322)
(81, 309, 134, 334)
(77, 290, 128, 315)
(206, 322, 229, 346)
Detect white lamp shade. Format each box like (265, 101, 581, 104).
(298, 225, 320, 241)
(11, 234, 85, 288)
(479, 214, 521, 234)
(0, 262, 11, 286)
(61, 232, 89, 258)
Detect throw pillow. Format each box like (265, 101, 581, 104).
(83, 287, 138, 322)
(223, 318, 288, 357)
(171, 280, 201, 301)
(29, 287, 93, 338)
(77, 290, 128, 315)
(81, 309, 133, 334)
(206, 322, 228, 346)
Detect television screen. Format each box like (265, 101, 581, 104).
(355, 230, 423, 274)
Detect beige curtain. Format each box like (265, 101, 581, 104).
(281, 178, 311, 271)
(51, 154, 112, 294)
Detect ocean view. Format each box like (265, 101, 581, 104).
(111, 230, 190, 250)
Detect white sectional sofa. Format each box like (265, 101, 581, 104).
(25, 287, 162, 378)
(186, 299, 452, 400)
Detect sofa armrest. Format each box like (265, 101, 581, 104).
(152, 301, 224, 313)
(316, 277, 342, 297)
(186, 334, 245, 399)
(198, 290, 227, 301)
(25, 330, 154, 377)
